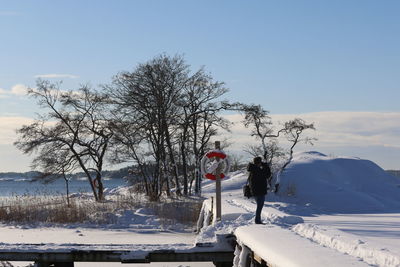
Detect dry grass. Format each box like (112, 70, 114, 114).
(0, 195, 135, 224)
(148, 197, 204, 225)
(0, 193, 203, 227)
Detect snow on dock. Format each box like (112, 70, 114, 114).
(234, 225, 369, 266)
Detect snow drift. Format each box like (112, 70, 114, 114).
(275, 151, 400, 213)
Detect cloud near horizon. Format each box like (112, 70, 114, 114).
(0, 116, 34, 145)
(34, 74, 79, 79)
(222, 111, 400, 151)
(1, 111, 399, 170)
(0, 84, 29, 98)
(0, 83, 79, 99)
(11, 84, 29, 96)
(0, 88, 8, 98)
(2, 111, 398, 149)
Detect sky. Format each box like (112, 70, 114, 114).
(0, 0, 399, 172)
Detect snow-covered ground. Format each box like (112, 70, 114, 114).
(0, 207, 212, 267)
(197, 151, 400, 267)
(1, 151, 399, 267)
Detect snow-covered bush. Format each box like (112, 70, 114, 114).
(0, 192, 203, 227)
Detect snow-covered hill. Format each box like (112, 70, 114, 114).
(276, 151, 400, 213)
(200, 151, 400, 267)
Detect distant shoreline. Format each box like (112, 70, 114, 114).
(0, 166, 133, 180)
(2, 168, 399, 179)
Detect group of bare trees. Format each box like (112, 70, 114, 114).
(105, 55, 230, 200)
(14, 54, 316, 201)
(15, 55, 231, 201)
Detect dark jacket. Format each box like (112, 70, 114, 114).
(247, 162, 271, 196)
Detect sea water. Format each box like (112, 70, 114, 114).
(0, 177, 127, 196)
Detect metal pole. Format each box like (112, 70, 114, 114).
(215, 141, 222, 221)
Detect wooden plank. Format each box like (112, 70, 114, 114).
(0, 251, 123, 262)
(253, 251, 263, 264)
(0, 250, 234, 264)
(252, 251, 268, 266)
(34, 262, 74, 267)
(0, 234, 235, 264)
(147, 251, 234, 263)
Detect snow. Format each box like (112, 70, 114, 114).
(292, 222, 400, 267)
(196, 152, 400, 267)
(0, 195, 212, 266)
(0, 226, 195, 248)
(235, 225, 369, 266)
(275, 151, 400, 213)
(1, 151, 399, 267)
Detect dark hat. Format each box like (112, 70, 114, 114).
(253, 156, 262, 164)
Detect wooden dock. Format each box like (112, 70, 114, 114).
(0, 249, 234, 263)
(0, 235, 236, 267)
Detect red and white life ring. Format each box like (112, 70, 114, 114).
(200, 150, 230, 180)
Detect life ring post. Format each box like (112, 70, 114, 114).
(215, 141, 222, 222)
(200, 141, 230, 222)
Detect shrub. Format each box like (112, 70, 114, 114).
(0, 193, 203, 227)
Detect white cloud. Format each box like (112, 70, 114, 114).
(0, 116, 34, 145)
(0, 82, 82, 101)
(3, 111, 398, 150)
(1, 111, 399, 170)
(221, 111, 400, 151)
(34, 74, 79, 79)
(11, 84, 28, 96)
(0, 88, 8, 98)
(0, 144, 32, 172)
(0, 84, 29, 97)
(282, 111, 400, 149)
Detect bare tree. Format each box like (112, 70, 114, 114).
(187, 112, 231, 195)
(31, 148, 78, 207)
(107, 55, 232, 198)
(179, 68, 230, 195)
(106, 55, 188, 200)
(109, 119, 158, 197)
(14, 80, 113, 201)
(244, 139, 285, 168)
(228, 153, 246, 172)
(279, 118, 316, 172)
(242, 104, 285, 161)
(241, 105, 316, 192)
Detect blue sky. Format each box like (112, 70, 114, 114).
(1, 1, 399, 171)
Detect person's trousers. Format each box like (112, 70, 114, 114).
(254, 194, 265, 223)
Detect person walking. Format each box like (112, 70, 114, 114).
(247, 156, 271, 224)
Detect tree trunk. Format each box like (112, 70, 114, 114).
(180, 133, 189, 196)
(164, 127, 181, 196)
(64, 174, 70, 208)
